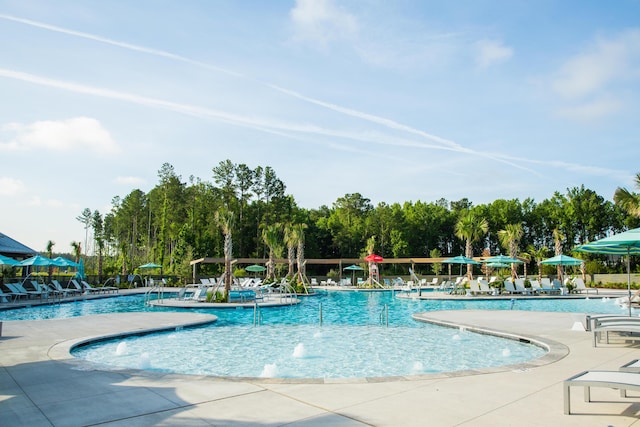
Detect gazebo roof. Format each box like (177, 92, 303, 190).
(0, 232, 37, 258)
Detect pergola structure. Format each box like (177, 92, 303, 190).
(188, 256, 480, 283)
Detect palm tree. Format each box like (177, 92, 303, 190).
(454, 210, 488, 279)
(215, 210, 234, 302)
(262, 224, 282, 282)
(527, 245, 549, 282)
(498, 223, 523, 280)
(292, 223, 309, 292)
(614, 172, 640, 217)
(46, 240, 55, 282)
(283, 223, 296, 278)
(552, 228, 565, 280)
(70, 241, 82, 263)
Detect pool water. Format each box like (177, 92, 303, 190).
(3, 291, 633, 378)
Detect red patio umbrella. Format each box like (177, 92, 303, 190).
(364, 254, 384, 263)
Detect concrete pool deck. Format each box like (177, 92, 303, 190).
(2, 305, 640, 425)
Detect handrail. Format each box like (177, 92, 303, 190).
(379, 304, 389, 327)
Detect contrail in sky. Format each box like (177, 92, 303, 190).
(0, 13, 462, 151)
(0, 13, 618, 178)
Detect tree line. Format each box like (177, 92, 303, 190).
(75, 161, 640, 282)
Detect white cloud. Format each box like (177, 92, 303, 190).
(0, 117, 120, 154)
(474, 39, 513, 68)
(555, 96, 623, 121)
(552, 29, 640, 99)
(0, 177, 25, 196)
(115, 176, 145, 185)
(289, 0, 358, 49)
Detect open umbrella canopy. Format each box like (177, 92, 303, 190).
(53, 256, 80, 268)
(485, 261, 510, 268)
(19, 255, 63, 267)
(343, 264, 364, 271)
(442, 255, 481, 265)
(139, 262, 162, 269)
(245, 264, 266, 272)
(576, 227, 640, 316)
(364, 254, 383, 263)
(0, 254, 20, 266)
(482, 255, 523, 264)
(540, 254, 583, 266)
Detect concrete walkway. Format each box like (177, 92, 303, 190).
(2, 309, 640, 426)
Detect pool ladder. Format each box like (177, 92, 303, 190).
(144, 285, 163, 306)
(379, 304, 389, 327)
(254, 302, 262, 326)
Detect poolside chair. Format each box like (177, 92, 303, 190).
(514, 278, 530, 295)
(16, 281, 47, 300)
(2, 283, 28, 300)
(564, 370, 640, 414)
(50, 279, 82, 297)
(0, 286, 17, 303)
(572, 278, 598, 294)
(468, 280, 492, 296)
(591, 317, 640, 347)
(539, 278, 561, 295)
(503, 279, 525, 295)
(479, 279, 495, 295)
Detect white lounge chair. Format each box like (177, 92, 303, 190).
(514, 278, 530, 295)
(620, 359, 640, 373)
(468, 280, 492, 296)
(51, 279, 82, 297)
(539, 278, 561, 295)
(572, 278, 598, 294)
(564, 370, 640, 414)
(479, 279, 495, 295)
(591, 316, 640, 346)
(503, 279, 525, 295)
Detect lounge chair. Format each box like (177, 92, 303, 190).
(620, 359, 640, 373)
(50, 279, 82, 297)
(85, 280, 118, 293)
(539, 278, 561, 295)
(479, 279, 495, 295)
(572, 278, 598, 294)
(468, 280, 493, 296)
(591, 318, 640, 347)
(0, 286, 17, 303)
(16, 281, 47, 300)
(564, 370, 640, 414)
(514, 278, 530, 295)
(503, 279, 525, 295)
(2, 283, 28, 300)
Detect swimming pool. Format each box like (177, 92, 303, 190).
(3, 291, 632, 378)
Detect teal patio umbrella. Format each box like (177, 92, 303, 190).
(576, 227, 640, 315)
(19, 255, 62, 267)
(482, 255, 523, 264)
(540, 254, 584, 285)
(443, 255, 481, 278)
(53, 256, 80, 268)
(246, 264, 266, 278)
(139, 262, 162, 269)
(0, 254, 19, 266)
(343, 264, 364, 284)
(246, 264, 266, 273)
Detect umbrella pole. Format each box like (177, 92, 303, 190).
(628, 248, 632, 317)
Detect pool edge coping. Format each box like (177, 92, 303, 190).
(48, 309, 568, 385)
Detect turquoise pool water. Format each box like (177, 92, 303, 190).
(4, 291, 632, 378)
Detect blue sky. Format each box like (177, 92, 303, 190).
(1, 0, 639, 253)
